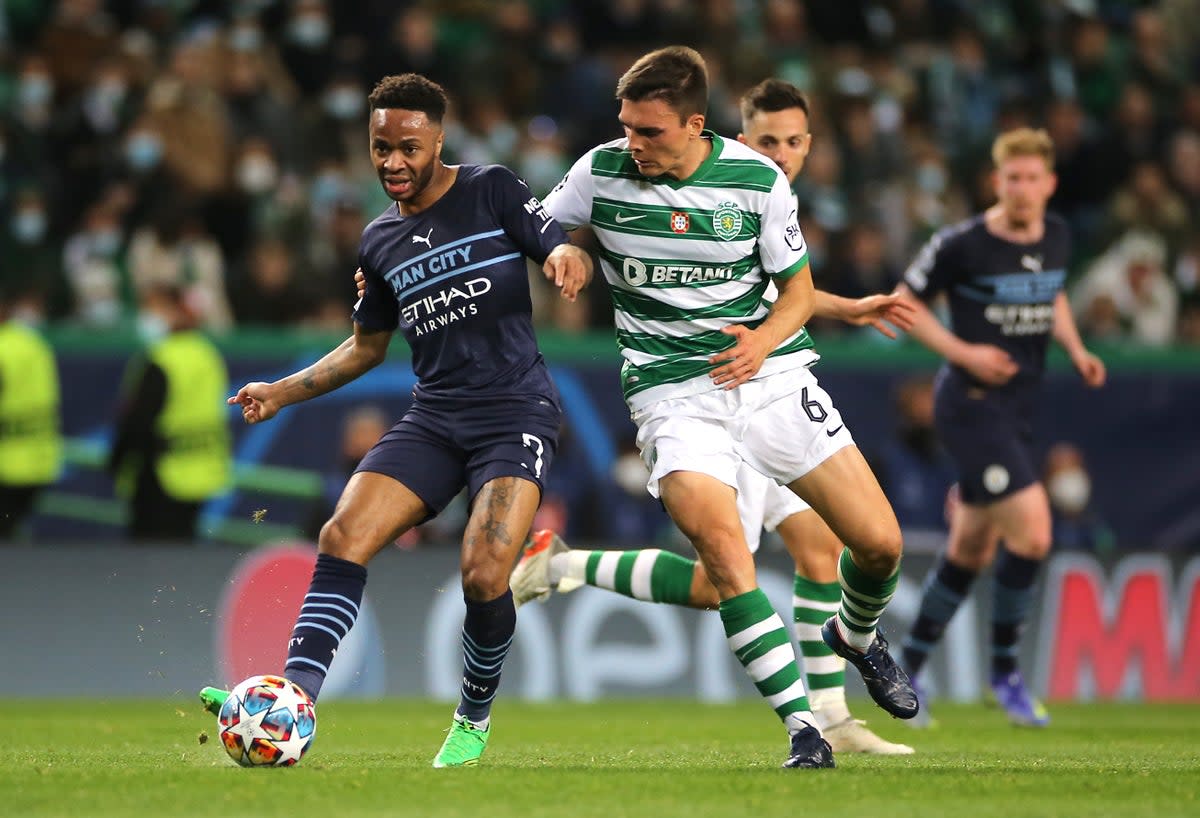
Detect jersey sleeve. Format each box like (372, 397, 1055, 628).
(489, 165, 569, 264)
(903, 227, 957, 301)
(758, 172, 809, 279)
(542, 149, 596, 230)
(351, 246, 399, 331)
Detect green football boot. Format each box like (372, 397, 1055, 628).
(432, 714, 491, 768)
(199, 686, 230, 716)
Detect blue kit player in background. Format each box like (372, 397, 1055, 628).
(895, 128, 1106, 727)
(199, 73, 592, 768)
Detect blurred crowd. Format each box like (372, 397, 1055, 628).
(2, 0, 1200, 345)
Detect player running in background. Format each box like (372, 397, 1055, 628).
(894, 128, 1105, 727)
(537, 47, 918, 768)
(510, 78, 915, 755)
(199, 73, 591, 768)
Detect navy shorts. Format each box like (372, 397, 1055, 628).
(934, 374, 1038, 506)
(356, 397, 561, 518)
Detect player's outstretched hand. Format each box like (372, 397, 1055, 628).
(354, 267, 366, 300)
(709, 324, 772, 389)
(543, 244, 593, 302)
(227, 382, 280, 424)
(960, 343, 1018, 386)
(843, 293, 916, 339)
(1073, 350, 1106, 388)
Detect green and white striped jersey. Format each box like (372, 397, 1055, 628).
(544, 131, 817, 410)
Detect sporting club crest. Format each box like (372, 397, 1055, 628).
(670, 212, 690, 233)
(713, 202, 742, 240)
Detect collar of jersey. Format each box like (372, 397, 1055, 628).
(636, 130, 722, 190)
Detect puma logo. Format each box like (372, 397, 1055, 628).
(412, 228, 433, 248)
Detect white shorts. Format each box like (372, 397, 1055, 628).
(736, 462, 811, 554)
(632, 367, 854, 547)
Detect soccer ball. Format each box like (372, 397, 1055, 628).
(217, 674, 317, 767)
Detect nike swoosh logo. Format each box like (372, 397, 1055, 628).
(826, 425, 843, 437)
(614, 213, 647, 224)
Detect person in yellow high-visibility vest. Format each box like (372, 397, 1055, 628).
(0, 287, 62, 540)
(107, 283, 231, 541)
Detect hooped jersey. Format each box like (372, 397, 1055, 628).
(544, 131, 815, 410)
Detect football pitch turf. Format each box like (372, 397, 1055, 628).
(2, 700, 1196, 818)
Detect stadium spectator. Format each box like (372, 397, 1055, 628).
(871, 375, 956, 533)
(1105, 160, 1190, 255)
(302, 405, 390, 543)
(1, 187, 63, 319)
(228, 235, 320, 327)
(126, 201, 232, 331)
(1073, 230, 1179, 346)
(1043, 441, 1114, 555)
(60, 200, 127, 325)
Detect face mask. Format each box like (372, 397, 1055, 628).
(612, 454, 649, 497)
(237, 157, 279, 194)
(488, 122, 519, 158)
(323, 88, 363, 120)
(90, 80, 127, 109)
(10, 305, 44, 328)
(1048, 469, 1091, 514)
(288, 14, 330, 48)
(91, 229, 122, 257)
(12, 210, 47, 243)
(18, 75, 53, 108)
(229, 26, 263, 52)
(916, 163, 947, 195)
(310, 171, 345, 210)
(136, 313, 169, 345)
(125, 132, 164, 171)
(519, 149, 566, 193)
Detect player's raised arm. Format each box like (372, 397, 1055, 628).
(227, 322, 392, 424)
(812, 290, 916, 339)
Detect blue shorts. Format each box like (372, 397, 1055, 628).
(933, 374, 1038, 506)
(356, 397, 561, 518)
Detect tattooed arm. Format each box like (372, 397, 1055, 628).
(227, 323, 392, 425)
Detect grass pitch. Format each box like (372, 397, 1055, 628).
(2, 699, 1197, 818)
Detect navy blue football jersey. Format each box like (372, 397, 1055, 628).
(354, 164, 569, 404)
(904, 213, 1071, 387)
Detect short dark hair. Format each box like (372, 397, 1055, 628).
(739, 78, 810, 123)
(615, 46, 708, 121)
(368, 74, 448, 124)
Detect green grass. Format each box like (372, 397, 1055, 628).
(2, 700, 1197, 818)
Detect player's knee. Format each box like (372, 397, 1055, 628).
(853, 519, 903, 577)
(689, 528, 754, 597)
(461, 562, 507, 602)
(1011, 530, 1053, 560)
(317, 516, 357, 561)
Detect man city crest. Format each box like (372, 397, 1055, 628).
(713, 202, 742, 241)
